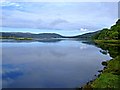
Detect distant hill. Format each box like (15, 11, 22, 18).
(65, 31, 100, 39)
(1, 32, 101, 40)
(0, 32, 64, 39)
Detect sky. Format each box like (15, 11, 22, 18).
(0, 0, 118, 36)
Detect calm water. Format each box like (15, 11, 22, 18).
(1, 39, 111, 88)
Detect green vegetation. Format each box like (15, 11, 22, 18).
(94, 40, 120, 44)
(83, 19, 120, 89)
(91, 73, 119, 88)
(0, 36, 33, 40)
(14, 37, 33, 40)
(92, 19, 119, 40)
(91, 56, 120, 88)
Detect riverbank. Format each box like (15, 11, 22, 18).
(94, 40, 120, 44)
(83, 40, 120, 89)
(0, 37, 33, 40)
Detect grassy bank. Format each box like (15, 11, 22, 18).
(94, 40, 120, 44)
(91, 56, 120, 88)
(14, 37, 33, 40)
(0, 36, 33, 40)
(83, 40, 120, 89)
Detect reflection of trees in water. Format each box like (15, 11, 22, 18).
(37, 39, 62, 43)
(2, 39, 119, 58)
(100, 50, 108, 55)
(95, 43, 119, 58)
(81, 40, 96, 46)
(81, 40, 119, 58)
(1, 39, 63, 43)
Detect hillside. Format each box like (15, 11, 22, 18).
(0, 32, 64, 39)
(92, 19, 119, 40)
(65, 31, 100, 39)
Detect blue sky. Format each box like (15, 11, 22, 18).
(0, 1, 118, 36)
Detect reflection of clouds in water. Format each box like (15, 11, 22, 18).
(0, 69, 1, 89)
(2, 66, 23, 79)
(0, 67, 1, 76)
(50, 50, 67, 58)
(2, 64, 23, 87)
(2, 48, 42, 64)
(2, 78, 14, 88)
(2, 40, 112, 88)
(0, 48, 2, 89)
(79, 44, 88, 50)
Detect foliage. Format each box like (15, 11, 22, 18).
(91, 73, 119, 88)
(91, 56, 120, 88)
(94, 40, 119, 58)
(92, 19, 120, 40)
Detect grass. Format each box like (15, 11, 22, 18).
(104, 56, 120, 75)
(91, 73, 119, 88)
(83, 56, 120, 89)
(91, 56, 120, 88)
(94, 40, 120, 44)
(14, 37, 33, 40)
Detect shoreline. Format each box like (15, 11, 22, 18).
(81, 40, 119, 89)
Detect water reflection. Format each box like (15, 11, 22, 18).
(1, 38, 63, 43)
(2, 39, 111, 88)
(2, 64, 23, 79)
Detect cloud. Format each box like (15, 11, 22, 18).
(0, 0, 119, 2)
(1, 2, 118, 33)
(1, 2, 20, 7)
(80, 28, 88, 32)
(50, 19, 69, 26)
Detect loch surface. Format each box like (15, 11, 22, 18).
(2, 39, 111, 88)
